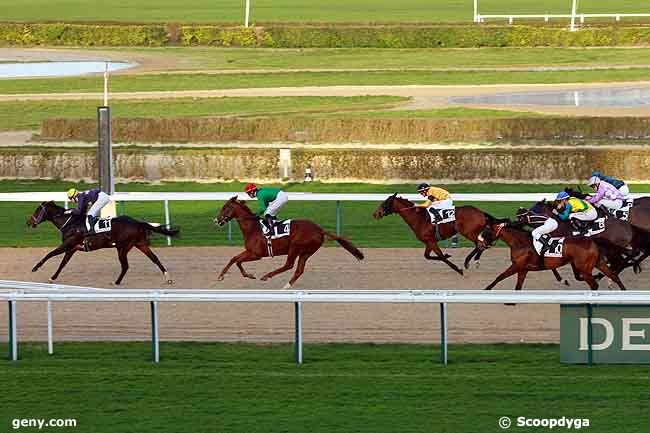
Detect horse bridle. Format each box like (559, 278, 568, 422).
(30, 203, 48, 226)
(517, 208, 549, 226)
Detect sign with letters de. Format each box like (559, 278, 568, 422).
(561, 305, 650, 364)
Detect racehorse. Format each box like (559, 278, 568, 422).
(372, 193, 500, 275)
(478, 220, 626, 291)
(214, 197, 364, 288)
(27, 201, 178, 285)
(517, 200, 645, 276)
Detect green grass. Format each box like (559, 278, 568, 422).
(4, 68, 650, 95)
(0, 342, 648, 433)
(97, 47, 650, 71)
(0, 96, 407, 131)
(5, 179, 650, 248)
(3, 0, 650, 23)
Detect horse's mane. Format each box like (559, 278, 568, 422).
(393, 195, 414, 206)
(229, 198, 255, 216)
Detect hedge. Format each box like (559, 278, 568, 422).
(4, 22, 650, 47)
(40, 116, 650, 144)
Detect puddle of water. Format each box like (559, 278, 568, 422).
(451, 87, 650, 107)
(0, 61, 135, 78)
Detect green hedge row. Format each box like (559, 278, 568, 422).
(3, 22, 650, 47)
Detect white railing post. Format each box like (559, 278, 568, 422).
(570, 0, 578, 31)
(440, 303, 448, 365)
(47, 300, 53, 355)
(164, 199, 171, 246)
(473, 0, 478, 23)
(8, 300, 17, 361)
(151, 300, 159, 363)
(294, 301, 303, 364)
(244, 0, 251, 27)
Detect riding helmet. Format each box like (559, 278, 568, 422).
(417, 183, 430, 192)
(67, 188, 78, 199)
(244, 183, 258, 194)
(587, 176, 600, 186)
(555, 191, 570, 200)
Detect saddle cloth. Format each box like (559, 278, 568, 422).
(533, 237, 565, 258)
(427, 205, 456, 224)
(260, 219, 291, 240)
(571, 217, 606, 237)
(612, 199, 634, 221)
(90, 217, 112, 234)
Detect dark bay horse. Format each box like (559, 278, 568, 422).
(478, 221, 626, 291)
(214, 197, 364, 288)
(27, 201, 178, 285)
(517, 200, 645, 276)
(372, 194, 499, 275)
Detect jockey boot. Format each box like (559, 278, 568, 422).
(538, 234, 551, 269)
(86, 215, 96, 234)
(263, 214, 275, 237)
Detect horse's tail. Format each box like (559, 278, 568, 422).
(142, 223, 180, 238)
(323, 231, 364, 261)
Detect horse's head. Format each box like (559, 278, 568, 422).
(477, 221, 508, 250)
(27, 201, 60, 228)
(516, 200, 553, 226)
(373, 193, 412, 219)
(214, 196, 251, 226)
(564, 186, 587, 200)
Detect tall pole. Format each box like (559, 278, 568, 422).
(103, 62, 109, 106)
(570, 0, 578, 32)
(97, 107, 114, 194)
(245, 0, 251, 27)
(474, 0, 478, 23)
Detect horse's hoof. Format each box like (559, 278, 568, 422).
(32, 266, 39, 273)
(504, 303, 517, 306)
(260, 276, 269, 281)
(166, 279, 174, 285)
(563, 280, 570, 287)
(283, 283, 292, 290)
(217, 275, 225, 282)
(48, 278, 55, 283)
(244, 274, 256, 280)
(474, 261, 480, 269)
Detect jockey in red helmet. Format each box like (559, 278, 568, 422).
(244, 183, 288, 235)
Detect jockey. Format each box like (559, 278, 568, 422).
(586, 176, 625, 213)
(591, 170, 630, 199)
(67, 187, 110, 234)
(414, 183, 453, 212)
(531, 211, 559, 264)
(244, 183, 288, 234)
(554, 191, 597, 234)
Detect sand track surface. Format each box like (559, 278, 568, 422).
(1, 247, 645, 344)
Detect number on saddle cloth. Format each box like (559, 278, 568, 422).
(613, 200, 634, 221)
(574, 217, 605, 237)
(89, 217, 112, 234)
(427, 205, 456, 224)
(259, 219, 291, 240)
(534, 237, 564, 257)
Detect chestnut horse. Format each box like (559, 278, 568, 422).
(372, 194, 499, 275)
(214, 197, 364, 288)
(478, 220, 626, 291)
(27, 201, 178, 285)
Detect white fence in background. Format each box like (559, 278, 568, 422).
(3, 191, 647, 246)
(473, 0, 650, 30)
(1, 280, 648, 364)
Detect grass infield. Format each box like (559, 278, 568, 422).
(0, 342, 647, 433)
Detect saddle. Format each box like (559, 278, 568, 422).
(426, 205, 456, 224)
(571, 218, 605, 237)
(259, 218, 291, 257)
(534, 236, 564, 258)
(610, 199, 633, 221)
(86, 217, 112, 234)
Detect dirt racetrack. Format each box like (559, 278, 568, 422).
(1, 247, 646, 345)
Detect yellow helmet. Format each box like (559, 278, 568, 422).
(67, 188, 78, 199)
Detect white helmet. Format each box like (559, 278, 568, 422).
(587, 176, 600, 187)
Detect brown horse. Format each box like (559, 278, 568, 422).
(478, 220, 626, 291)
(27, 201, 178, 285)
(372, 194, 501, 275)
(214, 197, 364, 288)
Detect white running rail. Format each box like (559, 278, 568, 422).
(2, 280, 649, 364)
